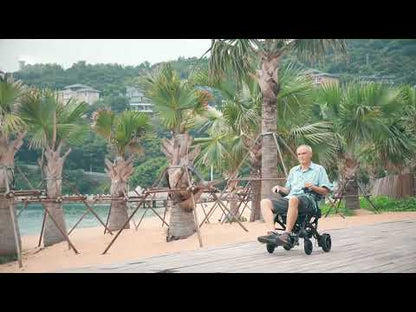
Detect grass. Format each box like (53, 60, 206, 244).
(320, 202, 355, 216)
(360, 196, 416, 212)
(320, 195, 416, 216)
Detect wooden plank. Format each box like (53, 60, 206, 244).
(62, 219, 416, 273)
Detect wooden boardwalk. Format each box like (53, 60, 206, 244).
(62, 220, 416, 273)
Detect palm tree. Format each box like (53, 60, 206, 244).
(0, 74, 26, 257)
(193, 64, 335, 220)
(399, 85, 416, 170)
(19, 89, 88, 246)
(208, 39, 347, 201)
(314, 82, 414, 209)
(141, 64, 208, 241)
(193, 80, 260, 222)
(92, 109, 151, 231)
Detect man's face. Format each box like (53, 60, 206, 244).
(297, 147, 312, 165)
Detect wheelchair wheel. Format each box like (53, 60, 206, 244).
(321, 234, 331, 252)
(266, 243, 276, 254)
(283, 244, 292, 251)
(304, 239, 313, 255)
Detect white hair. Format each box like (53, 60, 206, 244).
(296, 144, 313, 154)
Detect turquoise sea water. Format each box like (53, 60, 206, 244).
(16, 203, 165, 236)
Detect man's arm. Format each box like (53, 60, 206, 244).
(276, 168, 294, 195)
(304, 183, 329, 195)
(273, 185, 290, 195)
(304, 166, 332, 196)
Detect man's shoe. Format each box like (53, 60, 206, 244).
(270, 231, 290, 246)
(257, 231, 279, 244)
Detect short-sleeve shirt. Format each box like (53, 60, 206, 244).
(285, 162, 332, 200)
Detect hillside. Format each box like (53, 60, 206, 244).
(284, 39, 416, 85)
(9, 39, 416, 194)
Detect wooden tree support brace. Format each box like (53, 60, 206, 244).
(39, 203, 79, 254)
(67, 200, 114, 236)
(102, 193, 151, 255)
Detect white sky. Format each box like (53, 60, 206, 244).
(0, 39, 212, 72)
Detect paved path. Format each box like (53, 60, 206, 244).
(62, 220, 416, 273)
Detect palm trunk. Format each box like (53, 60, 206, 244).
(163, 133, 203, 241)
(42, 145, 71, 247)
(250, 168, 262, 222)
(0, 198, 21, 260)
(105, 156, 135, 231)
(339, 153, 360, 210)
(258, 55, 280, 201)
(168, 203, 196, 240)
(223, 179, 239, 222)
(249, 140, 262, 222)
(344, 178, 359, 210)
(0, 133, 24, 258)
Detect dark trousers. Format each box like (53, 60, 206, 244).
(268, 195, 316, 215)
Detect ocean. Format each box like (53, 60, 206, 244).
(16, 203, 165, 236)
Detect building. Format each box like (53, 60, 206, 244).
(126, 86, 154, 113)
(305, 69, 340, 86)
(58, 84, 100, 105)
(18, 60, 26, 71)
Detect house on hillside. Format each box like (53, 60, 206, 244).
(305, 69, 340, 86)
(126, 86, 154, 113)
(58, 84, 100, 105)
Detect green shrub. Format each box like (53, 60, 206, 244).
(360, 196, 416, 212)
(0, 254, 18, 264)
(320, 202, 355, 216)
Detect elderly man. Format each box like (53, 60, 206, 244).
(257, 144, 332, 246)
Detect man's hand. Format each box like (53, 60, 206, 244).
(304, 182, 315, 190)
(272, 185, 281, 193)
(304, 183, 329, 195)
(272, 185, 290, 195)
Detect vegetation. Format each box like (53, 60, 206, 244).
(321, 195, 416, 216)
(18, 88, 88, 246)
(11, 41, 416, 191)
(2, 40, 415, 217)
(0, 74, 26, 257)
(141, 63, 209, 240)
(360, 196, 416, 212)
(283, 39, 416, 85)
(207, 39, 347, 204)
(92, 109, 151, 230)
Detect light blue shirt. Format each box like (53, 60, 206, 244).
(285, 162, 332, 199)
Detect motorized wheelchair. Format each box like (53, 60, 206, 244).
(266, 188, 332, 255)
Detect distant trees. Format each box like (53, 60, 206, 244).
(289, 39, 416, 85)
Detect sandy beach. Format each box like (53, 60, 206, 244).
(1, 202, 416, 273)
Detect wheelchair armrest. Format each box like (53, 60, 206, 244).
(278, 190, 288, 197)
(302, 187, 323, 201)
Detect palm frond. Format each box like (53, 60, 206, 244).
(20, 88, 88, 151)
(64, 124, 89, 146)
(1, 113, 26, 135)
(291, 39, 347, 62)
(141, 64, 199, 132)
(0, 74, 25, 113)
(92, 109, 115, 141)
(61, 98, 88, 124)
(209, 39, 257, 84)
(194, 134, 231, 171)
